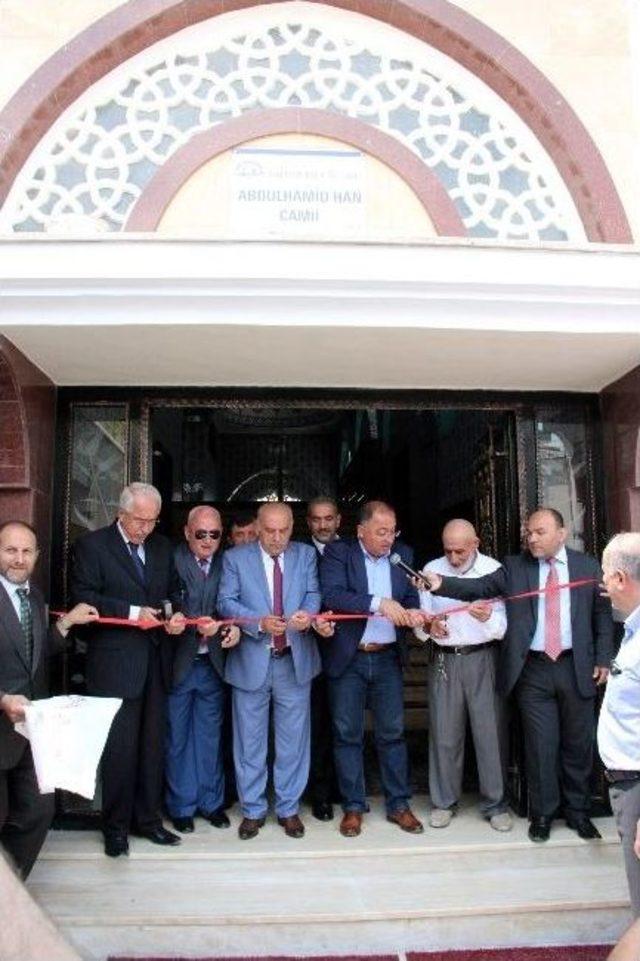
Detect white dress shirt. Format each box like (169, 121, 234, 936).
(417, 551, 507, 647)
(259, 543, 286, 646)
(117, 521, 145, 621)
(598, 604, 640, 771)
(0, 572, 30, 622)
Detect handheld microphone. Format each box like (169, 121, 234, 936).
(389, 553, 431, 589)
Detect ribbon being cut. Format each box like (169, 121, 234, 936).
(15, 695, 122, 799)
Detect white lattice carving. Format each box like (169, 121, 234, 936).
(0, 2, 585, 240)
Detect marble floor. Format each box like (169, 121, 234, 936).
(27, 796, 630, 961)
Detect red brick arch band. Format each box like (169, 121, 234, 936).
(0, 0, 631, 242)
(124, 109, 466, 234)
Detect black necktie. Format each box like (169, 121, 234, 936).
(128, 541, 145, 580)
(16, 587, 33, 668)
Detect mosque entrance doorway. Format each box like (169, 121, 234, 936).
(52, 388, 605, 821)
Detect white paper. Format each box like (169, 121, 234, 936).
(15, 695, 122, 798)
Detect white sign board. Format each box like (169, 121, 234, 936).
(231, 146, 365, 239)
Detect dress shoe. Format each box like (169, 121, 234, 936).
(566, 815, 602, 840)
(135, 825, 181, 846)
(528, 816, 552, 842)
(387, 808, 424, 834)
(238, 816, 265, 840)
(277, 814, 305, 838)
(339, 811, 363, 837)
(104, 833, 129, 858)
(311, 801, 334, 822)
(172, 816, 194, 834)
(200, 808, 230, 829)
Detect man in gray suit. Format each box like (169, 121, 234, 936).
(0, 520, 97, 877)
(165, 506, 240, 834)
(217, 503, 324, 840)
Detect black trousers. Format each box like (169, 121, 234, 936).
(0, 746, 54, 879)
(307, 673, 337, 805)
(99, 645, 166, 836)
(516, 652, 595, 819)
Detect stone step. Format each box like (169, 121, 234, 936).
(28, 798, 629, 961)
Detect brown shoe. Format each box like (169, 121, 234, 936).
(277, 814, 305, 838)
(238, 816, 265, 840)
(339, 811, 363, 837)
(387, 808, 424, 834)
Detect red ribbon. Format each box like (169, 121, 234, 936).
(51, 577, 597, 630)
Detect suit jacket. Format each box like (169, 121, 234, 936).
(0, 582, 64, 769)
(217, 540, 321, 692)
(70, 522, 181, 700)
(172, 542, 225, 686)
(319, 538, 420, 679)
(436, 547, 614, 698)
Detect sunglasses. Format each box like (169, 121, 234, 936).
(194, 530, 222, 541)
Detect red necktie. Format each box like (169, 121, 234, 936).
(272, 555, 286, 651)
(544, 557, 562, 661)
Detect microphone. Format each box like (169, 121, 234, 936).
(389, 553, 431, 589)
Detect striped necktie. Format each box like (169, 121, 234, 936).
(16, 587, 33, 668)
(544, 557, 562, 661)
(128, 541, 146, 580)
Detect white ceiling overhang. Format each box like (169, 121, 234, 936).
(0, 239, 639, 392)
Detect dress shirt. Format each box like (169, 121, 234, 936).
(117, 521, 145, 621)
(259, 543, 287, 647)
(312, 535, 339, 556)
(0, 572, 30, 621)
(359, 542, 396, 647)
(598, 603, 640, 771)
(529, 546, 572, 652)
(417, 552, 507, 647)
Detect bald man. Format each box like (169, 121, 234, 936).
(217, 504, 325, 840)
(418, 520, 510, 831)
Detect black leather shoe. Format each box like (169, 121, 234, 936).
(528, 816, 552, 842)
(201, 808, 230, 829)
(136, 825, 181, 846)
(566, 816, 602, 840)
(172, 816, 195, 833)
(238, 816, 265, 840)
(104, 833, 129, 858)
(311, 801, 334, 822)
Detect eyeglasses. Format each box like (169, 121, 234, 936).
(194, 530, 222, 541)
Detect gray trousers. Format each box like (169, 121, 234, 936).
(610, 779, 640, 917)
(427, 645, 506, 815)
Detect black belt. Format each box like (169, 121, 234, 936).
(195, 652, 211, 661)
(271, 646, 292, 659)
(431, 640, 497, 656)
(605, 769, 640, 784)
(528, 649, 573, 661)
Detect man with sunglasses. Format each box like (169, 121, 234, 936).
(71, 482, 186, 857)
(166, 506, 240, 834)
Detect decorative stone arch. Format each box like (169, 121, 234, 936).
(125, 108, 466, 234)
(0, 0, 631, 242)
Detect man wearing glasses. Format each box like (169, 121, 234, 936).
(71, 482, 186, 857)
(166, 506, 240, 834)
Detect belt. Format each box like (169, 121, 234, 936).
(358, 642, 397, 653)
(604, 769, 640, 784)
(528, 649, 573, 661)
(271, 646, 292, 659)
(195, 652, 211, 661)
(431, 640, 497, 656)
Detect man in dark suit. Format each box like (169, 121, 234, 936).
(320, 500, 427, 838)
(422, 507, 613, 842)
(71, 482, 186, 857)
(0, 520, 98, 878)
(305, 496, 341, 822)
(166, 505, 240, 834)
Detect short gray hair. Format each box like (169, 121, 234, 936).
(603, 533, 640, 582)
(119, 482, 162, 512)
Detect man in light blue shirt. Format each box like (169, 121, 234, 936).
(599, 532, 640, 916)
